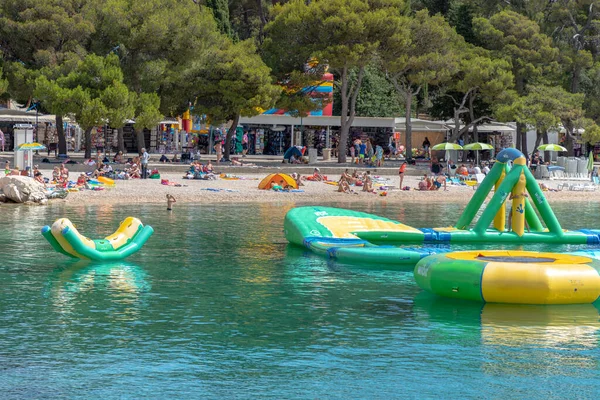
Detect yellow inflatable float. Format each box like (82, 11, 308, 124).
(42, 217, 154, 261)
(414, 250, 600, 304)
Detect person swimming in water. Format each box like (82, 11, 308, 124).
(166, 194, 176, 211)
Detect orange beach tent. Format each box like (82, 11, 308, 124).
(258, 173, 298, 190)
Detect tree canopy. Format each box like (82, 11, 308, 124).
(2, 0, 600, 160)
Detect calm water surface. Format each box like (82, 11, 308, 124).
(0, 201, 599, 399)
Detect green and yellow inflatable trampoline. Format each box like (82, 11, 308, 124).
(414, 250, 600, 304)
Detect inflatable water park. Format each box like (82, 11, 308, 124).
(284, 148, 600, 305)
(42, 217, 153, 261)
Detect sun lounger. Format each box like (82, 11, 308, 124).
(465, 173, 486, 190)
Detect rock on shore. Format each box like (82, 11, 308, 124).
(0, 176, 48, 204)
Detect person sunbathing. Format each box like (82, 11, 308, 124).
(338, 176, 354, 193)
(60, 163, 69, 181)
(312, 168, 325, 181)
(128, 164, 141, 179)
(341, 169, 356, 184)
(114, 151, 124, 163)
(34, 172, 46, 186)
(52, 166, 61, 182)
(76, 173, 88, 186)
(291, 172, 304, 187)
(231, 157, 257, 167)
(362, 171, 374, 192)
(431, 175, 447, 191)
(270, 181, 283, 191)
(418, 174, 430, 191)
(92, 162, 105, 178)
(205, 160, 214, 173)
(456, 165, 469, 179)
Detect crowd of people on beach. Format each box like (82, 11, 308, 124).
(349, 138, 385, 167)
(183, 160, 218, 180)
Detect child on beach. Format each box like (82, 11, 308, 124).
(362, 171, 374, 192)
(166, 194, 176, 211)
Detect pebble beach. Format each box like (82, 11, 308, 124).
(39, 167, 600, 206)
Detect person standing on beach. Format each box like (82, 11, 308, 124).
(141, 148, 149, 179)
(0, 128, 5, 152)
(166, 194, 176, 211)
(242, 132, 249, 157)
(214, 137, 223, 164)
(399, 161, 407, 189)
(359, 141, 366, 164)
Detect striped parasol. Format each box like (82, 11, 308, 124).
(17, 142, 47, 151)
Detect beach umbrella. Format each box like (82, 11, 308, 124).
(17, 142, 46, 151)
(431, 142, 463, 151)
(537, 144, 567, 152)
(463, 142, 493, 151)
(16, 143, 46, 176)
(587, 151, 595, 181)
(464, 142, 493, 165)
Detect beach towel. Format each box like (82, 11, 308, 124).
(200, 188, 240, 192)
(161, 179, 186, 187)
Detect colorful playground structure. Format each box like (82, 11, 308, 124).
(284, 148, 600, 304)
(42, 217, 154, 261)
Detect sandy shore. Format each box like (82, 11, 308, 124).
(29, 167, 600, 206)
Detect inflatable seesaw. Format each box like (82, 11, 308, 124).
(284, 148, 600, 266)
(42, 217, 154, 261)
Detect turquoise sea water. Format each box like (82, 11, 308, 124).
(0, 201, 599, 399)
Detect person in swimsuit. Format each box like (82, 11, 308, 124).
(399, 162, 407, 189)
(166, 194, 176, 211)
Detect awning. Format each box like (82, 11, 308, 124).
(445, 122, 515, 133)
(0, 108, 57, 123)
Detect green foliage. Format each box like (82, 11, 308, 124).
(90, 0, 223, 115)
(229, 0, 269, 42)
(581, 62, 600, 121)
(448, 2, 479, 45)
(264, 0, 404, 76)
(134, 92, 162, 130)
(206, 0, 235, 38)
(189, 39, 280, 123)
(0, 0, 95, 103)
(497, 85, 587, 149)
(34, 53, 161, 156)
(381, 9, 462, 159)
(454, 48, 514, 102)
(473, 10, 559, 92)
(412, 0, 453, 15)
(273, 69, 329, 118)
(0, 0, 95, 68)
(333, 65, 404, 117)
(185, 38, 279, 159)
(580, 118, 600, 145)
(382, 10, 462, 89)
(0, 65, 8, 97)
(264, 0, 406, 162)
